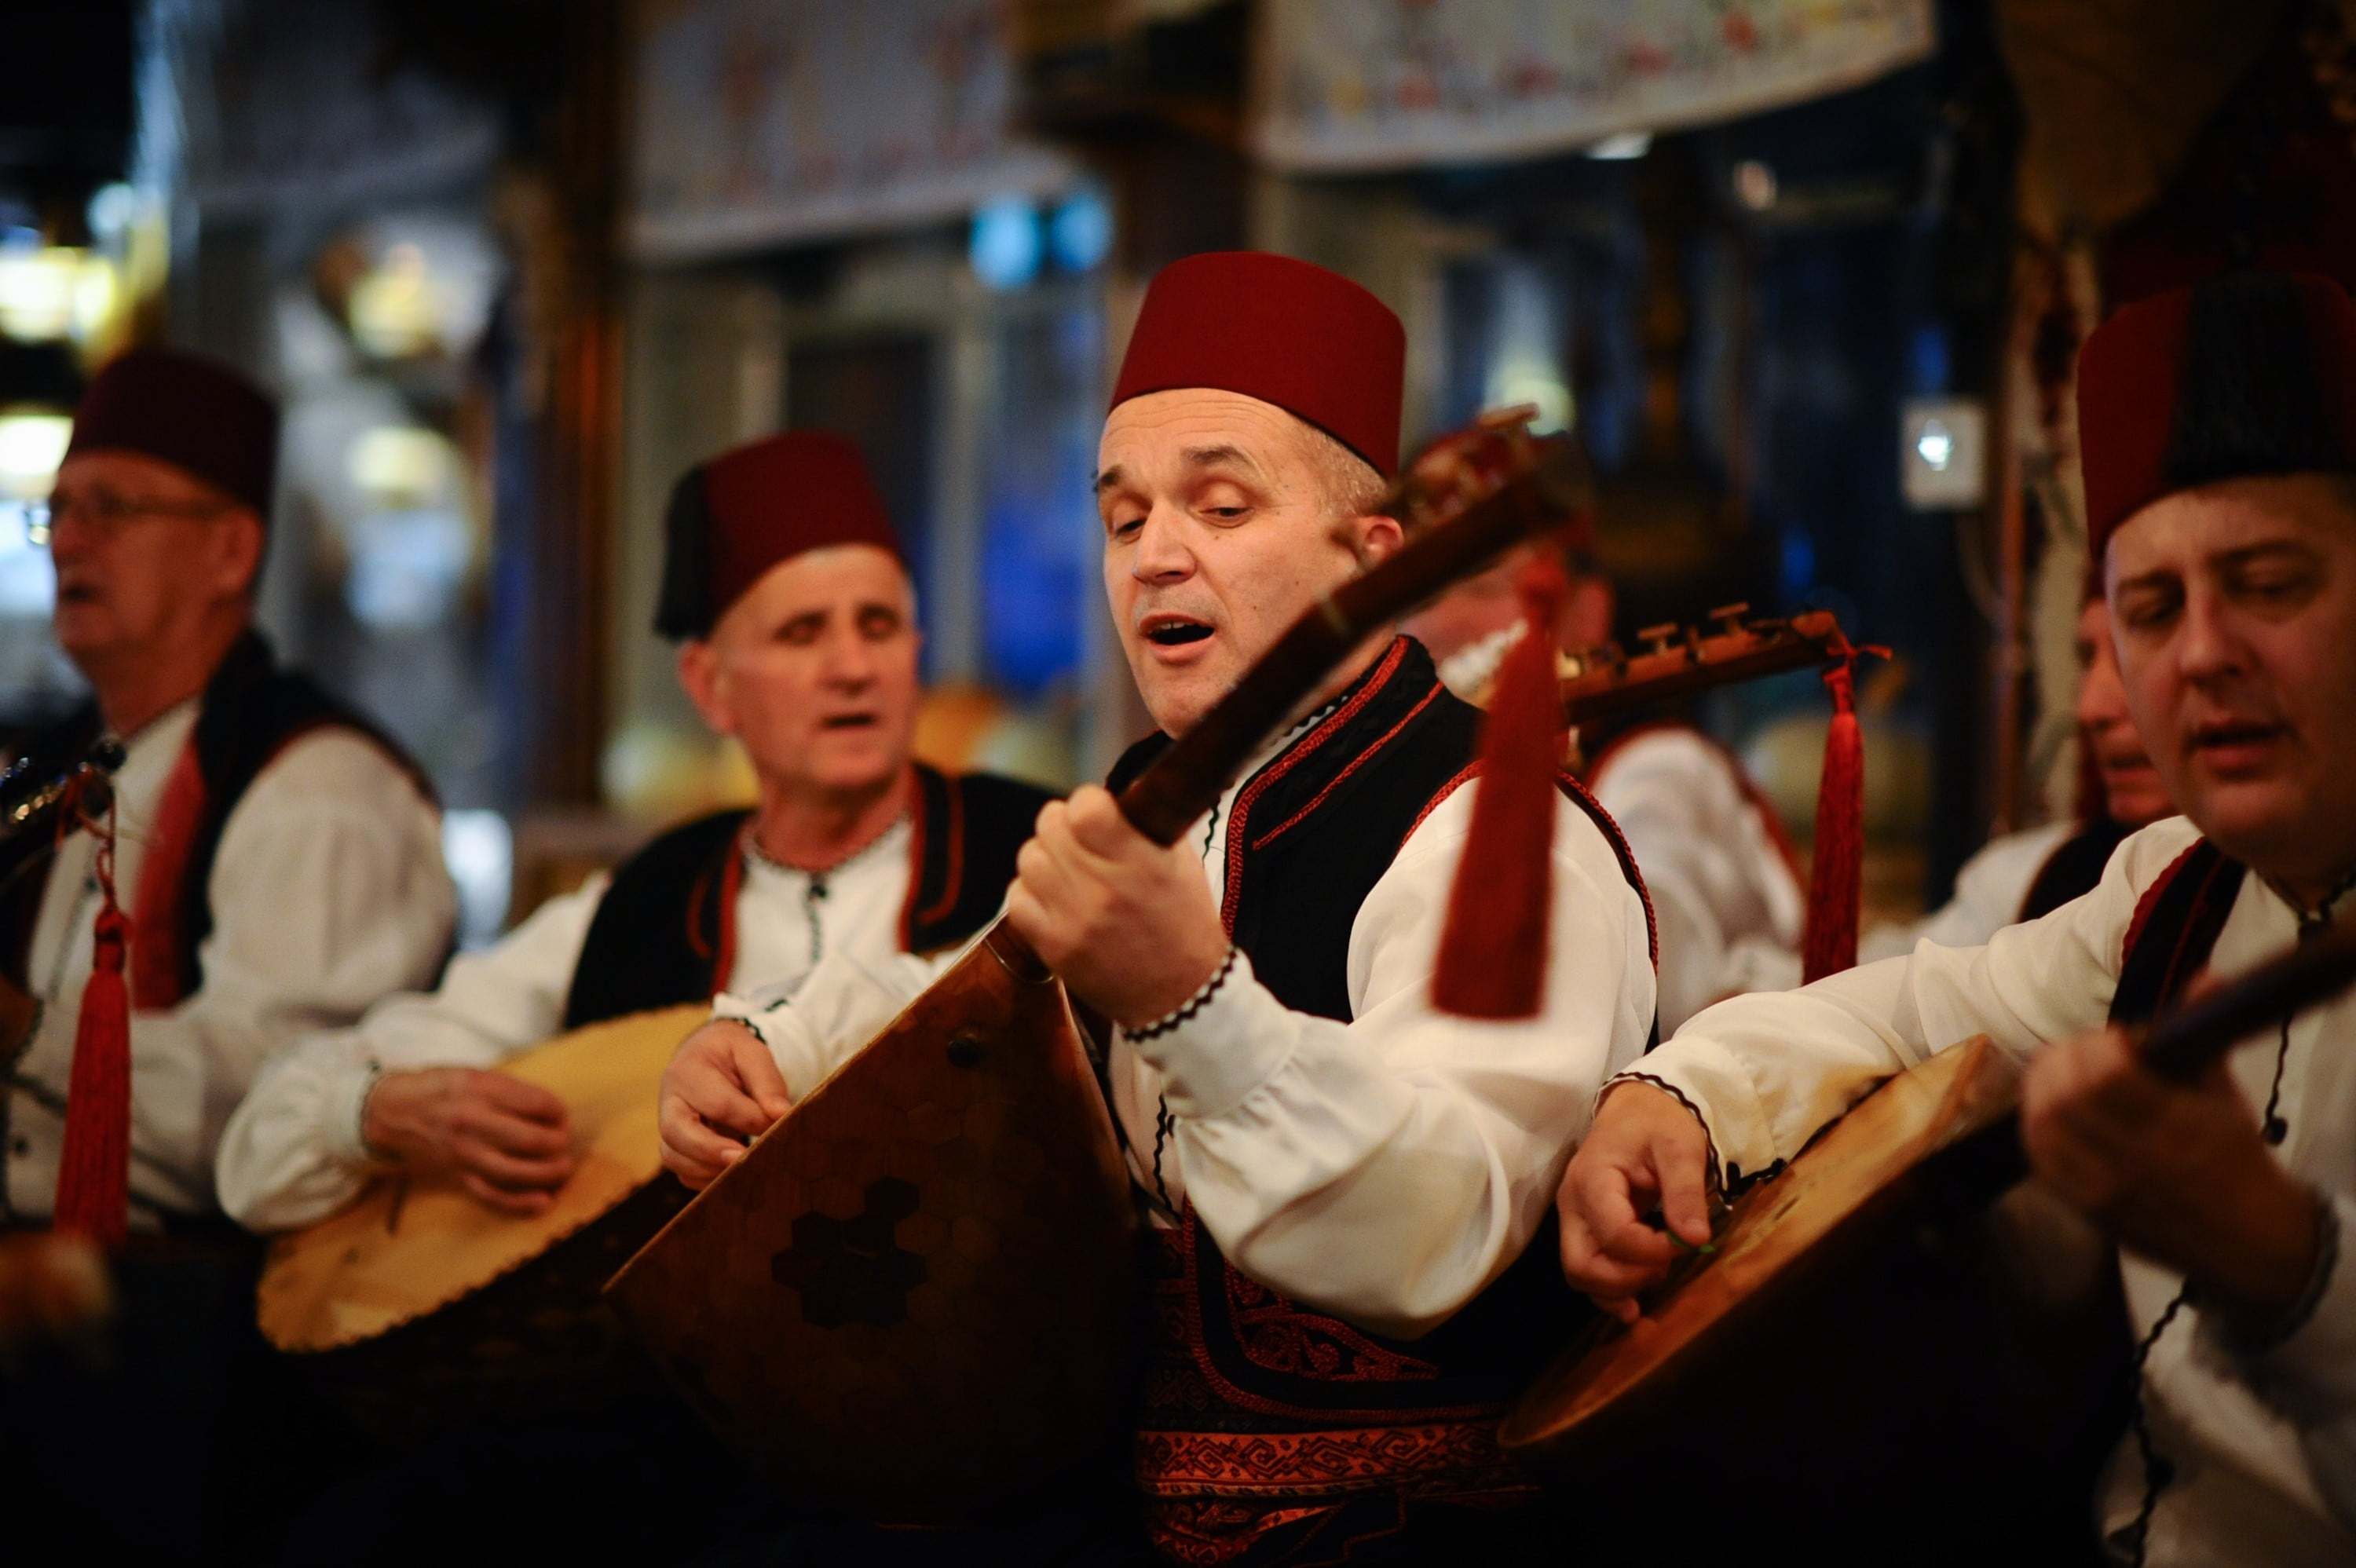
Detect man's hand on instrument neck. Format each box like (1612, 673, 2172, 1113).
(1004, 786, 1230, 1030)
(362, 1068, 575, 1216)
(2022, 1024, 2327, 1334)
(659, 1018, 794, 1190)
(1557, 1080, 1718, 1323)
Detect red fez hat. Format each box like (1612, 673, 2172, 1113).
(654, 430, 903, 639)
(1111, 251, 1405, 475)
(2079, 271, 2356, 561)
(66, 348, 279, 518)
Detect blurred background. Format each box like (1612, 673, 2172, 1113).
(2, 0, 2345, 945)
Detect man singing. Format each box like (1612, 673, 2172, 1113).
(664, 252, 1657, 1564)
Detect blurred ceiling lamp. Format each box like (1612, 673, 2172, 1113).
(346, 425, 452, 504)
(1588, 131, 1652, 160)
(1733, 159, 1779, 213)
(0, 411, 71, 501)
(349, 243, 441, 359)
(0, 249, 89, 342)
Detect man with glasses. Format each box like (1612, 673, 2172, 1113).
(0, 346, 452, 1237)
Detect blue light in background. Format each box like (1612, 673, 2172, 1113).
(1048, 187, 1113, 273)
(1908, 324, 1950, 394)
(1781, 530, 1816, 595)
(970, 198, 1042, 292)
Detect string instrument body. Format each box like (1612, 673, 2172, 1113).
(252, 1003, 706, 1433)
(607, 415, 1595, 1521)
(1505, 924, 2356, 1557)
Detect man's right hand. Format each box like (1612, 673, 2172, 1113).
(1557, 1080, 1718, 1322)
(361, 1068, 575, 1216)
(658, 1019, 793, 1190)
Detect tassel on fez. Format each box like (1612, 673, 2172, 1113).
(1799, 638, 1884, 985)
(1431, 549, 1571, 1020)
(52, 799, 132, 1247)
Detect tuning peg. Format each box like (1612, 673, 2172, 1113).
(1637, 622, 1680, 657)
(1708, 603, 1751, 633)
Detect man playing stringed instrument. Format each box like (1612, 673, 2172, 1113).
(660, 252, 1658, 1563)
(0, 348, 453, 1558)
(218, 431, 1052, 1231)
(1560, 270, 2356, 1563)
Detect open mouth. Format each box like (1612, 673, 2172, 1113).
(818, 713, 879, 732)
(1142, 616, 1213, 648)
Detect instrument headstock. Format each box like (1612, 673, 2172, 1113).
(1551, 606, 1853, 729)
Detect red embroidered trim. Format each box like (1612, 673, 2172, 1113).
(1249, 685, 1441, 853)
(1402, 761, 1659, 970)
(1137, 1430, 1534, 1566)
(1176, 1213, 1507, 1424)
(1408, 762, 1480, 842)
(1218, 639, 1408, 934)
(913, 767, 964, 929)
(1136, 1424, 1525, 1495)
(129, 740, 207, 1011)
(708, 821, 747, 993)
(2120, 839, 2206, 978)
(1224, 1265, 1437, 1383)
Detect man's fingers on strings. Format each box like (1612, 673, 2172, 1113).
(679, 1061, 774, 1140)
(723, 1030, 792, 1124)
(1652, 1146, 1716, 1249)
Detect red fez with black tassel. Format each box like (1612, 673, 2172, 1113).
(68, 347, 280, 518)
(655, 430, 904, 640)
(2079, 270, 2356, 563)
(1113, 250, 1406, 475)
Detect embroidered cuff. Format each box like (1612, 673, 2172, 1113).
(1124, 949, 1293, 1123)
(337, 1062, 399, 1170)
(1599, 1035, 1777, 1193)
(1125, 946, 1238, 1044)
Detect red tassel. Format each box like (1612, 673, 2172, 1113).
(1432, 553, 1568, 1019)
(53, 904, 133, 1246)
(1800, 656, 1871, 984)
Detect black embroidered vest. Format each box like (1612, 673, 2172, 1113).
(560, 763, 1052, 1028)
(1110, 638, 1654, 1566)
(2020, 816, 2134, 927)
(0, 632, 431, 1003)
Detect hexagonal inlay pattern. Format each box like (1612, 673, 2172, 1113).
(769, 1176, 927, 1328)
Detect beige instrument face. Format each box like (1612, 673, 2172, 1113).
(255, 1002, 708, 1354)
(1502, 1036, 2021, 1459)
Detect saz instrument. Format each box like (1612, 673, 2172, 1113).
(605, 413, 1594, 1523)
(253, 1003, 706, 1430)
(1556, 604, 1846, 727)
(1503, 919, 2356, 1552)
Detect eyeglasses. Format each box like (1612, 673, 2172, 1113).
(25, 490, 231, 546)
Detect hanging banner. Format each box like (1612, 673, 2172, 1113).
(1253, 0, 1937, 172)
(627, 0, 1072, 262)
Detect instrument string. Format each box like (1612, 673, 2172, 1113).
(2121, 869, 2355, 1563)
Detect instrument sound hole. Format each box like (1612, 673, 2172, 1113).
(946, 1036, 985, 1069)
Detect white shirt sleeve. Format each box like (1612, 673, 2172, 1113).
(1619, 818, 2200, 1186)
(1139, 785, 1656, 1340)
(1858, 821, 2079, 963)
(1589, 729, 1805, 1033)
(126, 730, 452, 1216)
(715, 945, 964, 1101)
(214, 870, 603, 1232)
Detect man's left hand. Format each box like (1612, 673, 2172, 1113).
(1004, 786, 1229, 1029)
(2021, 1024, 2322, 1329)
